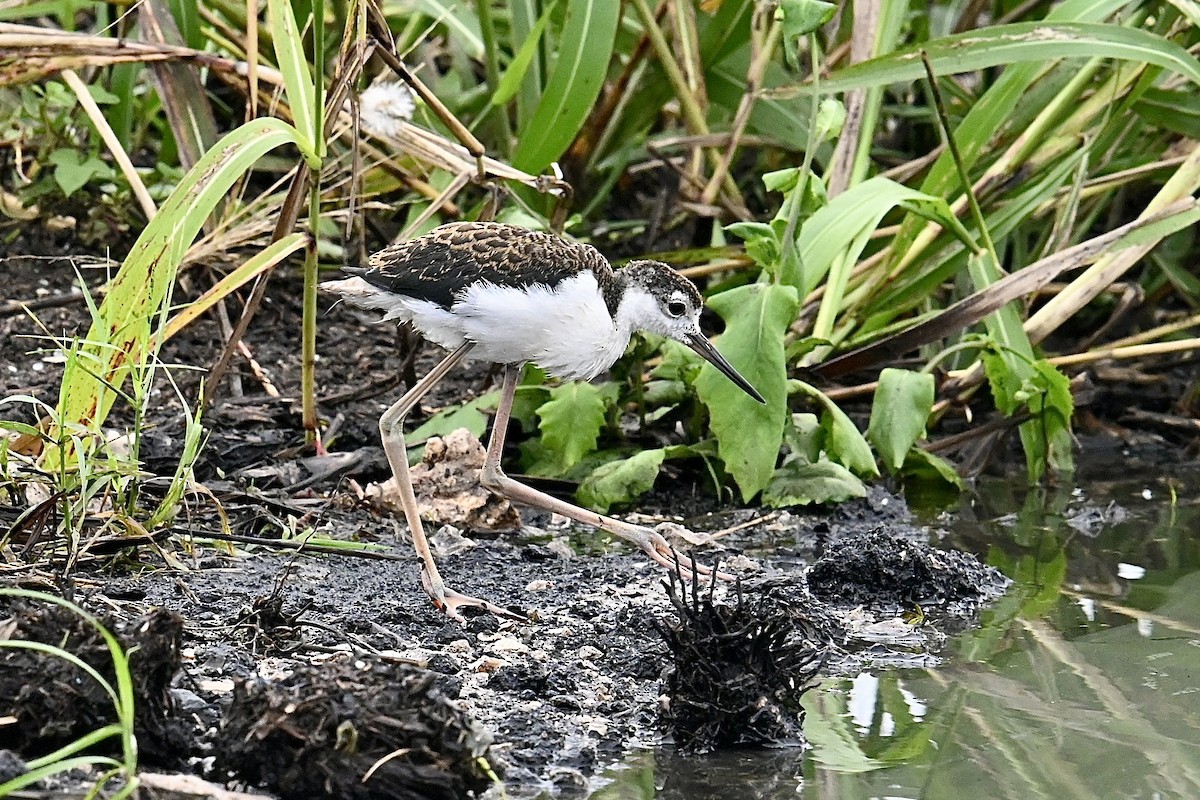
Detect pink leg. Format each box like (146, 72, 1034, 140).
(482, 365, 721, 580)
(378, 343, 523, 622)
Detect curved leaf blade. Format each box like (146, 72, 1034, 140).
(50, 118, 304, 463)
(511, 0, 620, 173)
(268, 0, 317, 156)
(777, 22, 1200, 95)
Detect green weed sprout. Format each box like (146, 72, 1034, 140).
(0, 589, 139, 799)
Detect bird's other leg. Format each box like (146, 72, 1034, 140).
(482, 366, 722, 580)
(379, 342, 522, 623)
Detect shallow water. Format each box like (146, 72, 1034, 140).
(591, 464, 1200, 799)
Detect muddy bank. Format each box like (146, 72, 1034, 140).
(3, 246, 1009, 797)
(2, 486, 1008, 798)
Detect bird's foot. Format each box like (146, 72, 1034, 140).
(421, 569, 527, 624)
(626, 524, 735, 582)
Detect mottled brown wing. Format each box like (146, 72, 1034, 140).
(347, 222, 612, 309)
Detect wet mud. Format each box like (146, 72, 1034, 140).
(0, 247, 1013, 797)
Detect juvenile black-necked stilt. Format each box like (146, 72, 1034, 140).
(322, 221, 764, 621)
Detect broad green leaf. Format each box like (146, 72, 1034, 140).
(777, 0, 836, 66)
(867, 368, 935, 472)
(49, 118, 304, 466)
(982, 346, 1075, 482)
(512, 0, 621, 173)
(527, 382, 619, 476)
(695, 283, 799, 501)
(981, 348, 1026, 416)
(776, 0, 836, 38)
(577, 448, 667, 512)
(86, 84, 119, 104)
(812, 97, 846, 143)
(792, 379, 880, 478)
(763, 457, 867, 507)
(267, 0, 318, 159)
(491, 0, 559, 106)
(1020, 359, 1075, 481)
(726, 222, 780, 272)
(779, 23, 1200, 95)
(49, 149, 113, 197)
(785, 412, 822, 463)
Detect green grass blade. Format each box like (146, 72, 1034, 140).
(162, 233, 308, 341)
(413, 0, 485, 59)
(268, 0, 317, 158)
(491, 0, 559, 107)
(0, 755, 124, 796)
(794, 176, 974, 302)
(508, 0, 544, 130)
(883, 0, 1134, 271)
(0, 640, 121, 709)
(781, 23, 1200, 94)
(48, 118, 304, 467)
(511, 0, 621, 173)
(23, 724, 126, 771)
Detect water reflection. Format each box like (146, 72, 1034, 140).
(587, 467, 1200, 799)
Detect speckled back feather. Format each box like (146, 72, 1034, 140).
(349, 222, 622, 314)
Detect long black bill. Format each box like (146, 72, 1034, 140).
(685, 332, 766, 404)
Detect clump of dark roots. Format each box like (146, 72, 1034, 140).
(655, 569, 826, 754)
(0, 599, 189, 766)
(807, 528, 1011, 609)
(216, 659, 498, 800)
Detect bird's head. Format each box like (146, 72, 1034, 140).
(617, 260, 765, 404)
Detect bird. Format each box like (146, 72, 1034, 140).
(321, 221, 765, 622)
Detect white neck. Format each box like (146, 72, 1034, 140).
(614, 286, 668, 338)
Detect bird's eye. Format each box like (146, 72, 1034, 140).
(667, 300, 687, 317)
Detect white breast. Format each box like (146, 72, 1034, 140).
(322, 272, 632, 380)
(452, 272, 630, 380)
